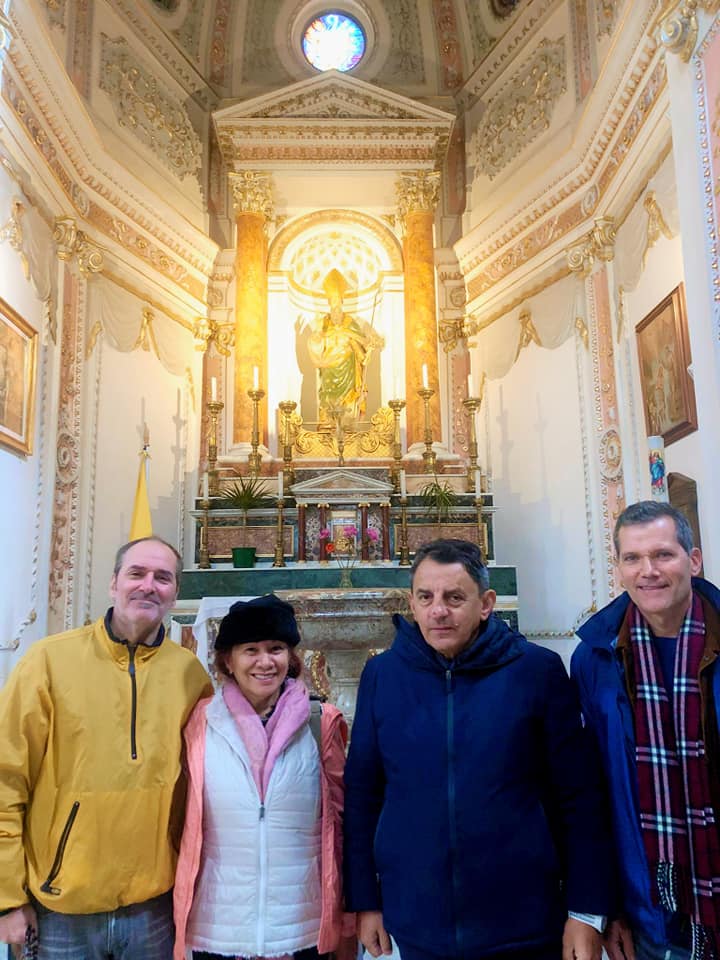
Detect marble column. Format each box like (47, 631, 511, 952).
(229, 172, 273, 447)
(397, 171, 441, 447)
(297, 503, 307, 562)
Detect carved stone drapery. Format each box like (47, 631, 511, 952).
(397, 172, 441, 446)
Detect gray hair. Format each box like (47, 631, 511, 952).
(410, 538, 490, 593)
(613, 500, 694, 556)
(113, 537, 183, 587)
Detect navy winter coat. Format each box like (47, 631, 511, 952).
(571, 577, 720, 945)
(344, 612, 612, 957)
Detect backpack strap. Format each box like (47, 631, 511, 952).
(309, 698, 323, 751)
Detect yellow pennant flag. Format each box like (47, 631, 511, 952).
(129, 448, 152, 540)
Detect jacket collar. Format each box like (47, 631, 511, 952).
(101, 607, 166, 663)
(576, 577, 720, 651)
(391, 611, 525, 673)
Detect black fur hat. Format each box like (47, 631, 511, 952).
(214, 594, 301, 652)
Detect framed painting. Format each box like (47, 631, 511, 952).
(635, 283, 697, 446)
(0, 296, 38, 455)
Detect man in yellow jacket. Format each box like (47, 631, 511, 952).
(0, 537, 212, 959)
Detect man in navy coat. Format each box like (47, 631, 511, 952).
(344, 538, 611, 960)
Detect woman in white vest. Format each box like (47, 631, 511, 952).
(173, 594, 351, 960)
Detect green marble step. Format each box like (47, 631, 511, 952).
(179, 564, 517, 599)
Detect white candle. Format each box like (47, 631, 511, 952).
(210, 376, 217, 402)
(400, 469, 407, 498)
(475, 469, 481, 496)
(253, 366, 259, 390)
(422, 364, 428, 389)
(202, 471, 209, 501)
(467, 372, 474, 397)
(278, 471, 283, 499)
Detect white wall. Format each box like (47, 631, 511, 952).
(486, 336, 594, 638)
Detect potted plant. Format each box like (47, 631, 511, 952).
(419, 475, 459, 529)
(219, 475, 271, 567)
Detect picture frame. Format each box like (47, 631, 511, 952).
(635, 283, 697, 446)
(0, 295, 38, 456)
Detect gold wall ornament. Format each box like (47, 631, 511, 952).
(575, 316, 589, 351)
(472, 38, 567, 180)
(514, 309, 541, 361)
(438, 315, 480, 353)
(193, 316, 235, 355)
(566, 216, 616, 276)
(229, 171, 274, 219)
(0, 199, 29, 279)
(658, 0, 699, 62)
(642, 192, 673, 268)
(293, 407, 394, 459)
(99, 35, 202, 180)
(85, 319, 102, 358)
(53, 216, 104, 274)
(396, 171, 441, 222)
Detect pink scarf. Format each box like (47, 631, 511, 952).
(222, 677, 310, 800)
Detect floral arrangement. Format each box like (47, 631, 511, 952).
(319, 524, 379, 582)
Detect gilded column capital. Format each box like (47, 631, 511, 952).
(53, 216, 104, 274)
(193, 316, 235, 356)
(396, 171, 440, 224)
(566, 217, 616, 277)
(438, 315, 479, 353)
(229, 171, 274, 220)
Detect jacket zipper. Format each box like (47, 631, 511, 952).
(128, 645, 138, 760)
(446, 668, 462, 956)
(40, 801, 80, 895)
(257, 802, 267, 954)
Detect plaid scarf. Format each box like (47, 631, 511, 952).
(630, 592, 720, 959)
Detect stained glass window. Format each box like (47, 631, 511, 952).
(302, 13, 366, 72)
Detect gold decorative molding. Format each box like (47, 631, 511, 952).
(396, 171, 440, 221)
(473, 38, 567, 180)
(53, 216, 104, 274)
(99, 34, 201, 180)
(193, 316, 234, 355)
(294, 407, 394, 459)
(566, 217, 616, 276)
(575, 316, 589, 350)
(229, 171, 274, 219)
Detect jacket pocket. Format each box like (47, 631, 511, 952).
(40, 801, 80, 895)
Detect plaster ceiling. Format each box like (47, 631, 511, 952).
(142, 0, 523, 103)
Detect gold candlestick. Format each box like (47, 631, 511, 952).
(198, 497, 211, 569)
(462, 396, 482, 493)
(272, 497, 286, 567)
(398, 496, 411, 566)
(418, 387, 437, 474)
(279, 400, 297, 487)
(206, 399, 224, 496)
(388, 398, 406, 492)
(475, 493, 488, 561)
(247, 388, 265, 476)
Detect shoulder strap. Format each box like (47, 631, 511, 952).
(309, 698, 323, 751)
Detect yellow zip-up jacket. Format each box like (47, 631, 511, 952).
(0, 615, 212, 914)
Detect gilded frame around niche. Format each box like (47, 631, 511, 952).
(635, 283, 697, 446)
(0, 295, 37, 456)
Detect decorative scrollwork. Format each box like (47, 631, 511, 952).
(193, 316, 235, 356)
(659, 0, 698, 62)
(53, 216, 104, 274)
(566, 216, 616, 276)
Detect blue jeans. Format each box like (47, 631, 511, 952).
(33, 892, 174, 960)
(395, 943, 562, 960)
(634, 929, 692, 960)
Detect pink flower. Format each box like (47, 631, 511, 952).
(343, 524, 358, 537)
(366, 527, 379, 542)
(319, 528, 332, 540)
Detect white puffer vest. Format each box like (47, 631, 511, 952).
(186, 693, 322, 956)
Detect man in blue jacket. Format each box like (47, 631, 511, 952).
(344, 538, 612, 960)
(572, 501, 720, 960)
